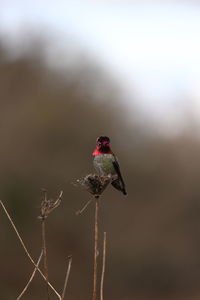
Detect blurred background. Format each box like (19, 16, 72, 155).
(1, 0, 200, 299)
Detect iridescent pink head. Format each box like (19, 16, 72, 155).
(96, 136, 110, 147)
(92, 136, 112, 155)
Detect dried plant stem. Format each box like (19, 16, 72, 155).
(61, 255, 73, 300)
(42, 219, 50, 300)
(93, 199, 99, 300)
(0, 200, 61, 300)
(17, 250, 43, 300)
(100, 232, 107, 300)
(76, 199, 92, 215)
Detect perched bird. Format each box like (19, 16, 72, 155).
(92, 136, 127, 195)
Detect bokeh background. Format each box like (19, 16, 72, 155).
(1, 1, 200, 299)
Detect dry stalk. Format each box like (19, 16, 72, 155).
(76, 199, 92, 216)
(39, 189, 63, 300)
(42, 219, 50, 300)
(93, 199, 99, 300)
(100, 232, 107, 300)
(61, 255, 73, 300)
(17, 250, 43, 300)
(75, 174, 110, 300)
(0, 200, 61, 300)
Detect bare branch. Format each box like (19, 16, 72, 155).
(61, 255, 72, 300)
(76, 199, 92, 216)
(17, 250, 43, 300)
(42, 219, 50, 300)
(39, 190, 63, 299)
(0, 200, 61, 300)
(93, 200, 99, 300)
(100, 232, 107, 300)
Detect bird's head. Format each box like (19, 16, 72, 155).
(95, 136, 112, 154)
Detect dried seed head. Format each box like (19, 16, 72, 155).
(76, 174, 111, 198)
(39, 190, 63, 220)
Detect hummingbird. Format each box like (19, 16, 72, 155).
(92, 136, 127, 195)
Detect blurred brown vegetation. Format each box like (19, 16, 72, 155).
(1, 36, 200, 300)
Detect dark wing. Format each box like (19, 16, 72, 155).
(112, 156, 127, 195)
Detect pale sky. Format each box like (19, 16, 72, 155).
(1, 0, 200, 130)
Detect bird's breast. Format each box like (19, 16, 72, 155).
(93, 154, 116, 175)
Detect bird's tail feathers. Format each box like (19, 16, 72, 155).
(111, 179, 127, 195)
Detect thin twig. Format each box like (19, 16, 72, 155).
(39, 190, 63, 220)
(0, 200, 61, 300)
(93, 199, 99, 300)
(76, 199, 92, 215)
(39, 189, 63, 299)
(42, 219, 50, 300)
(100, 232, 107, 300)
(61, 255, 73, 300)
(17, 250, 43, 300)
